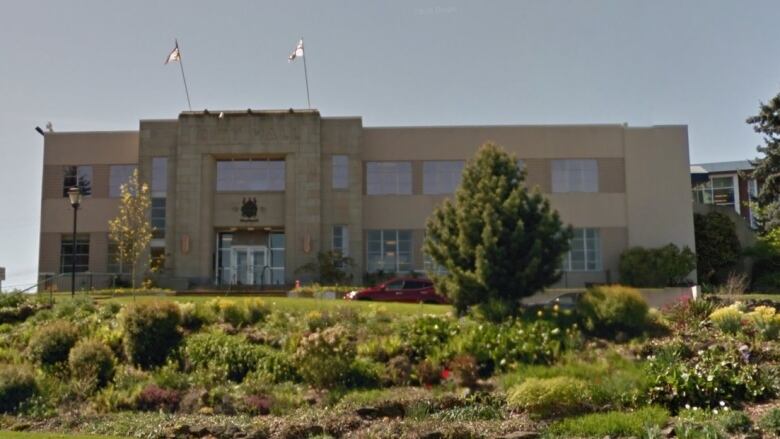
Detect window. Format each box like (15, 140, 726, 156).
(269, 233, 285, 285)
(60, 235, 89, 273)
(366, 230, 412, 272)
(62, 166, 93, 197)
(216, 160, 285, 192)
(748, 179, 760, 229)
(692, 175, 737, 210)
(332, 155, 348, 189)
(107, 241, 128, 274)
(332, 225, 349, 256)
(366, 162, 412, 195)
(150, 247, 165, 273)
(151, 198, 166, 240)
(152, 157, 167, 196)
(552, 160, 598, 193)
(423, 161, 464, 194)
(563, 228, 601, 271)
(109, 165, 137, 198)
(217, 233, 234, 285)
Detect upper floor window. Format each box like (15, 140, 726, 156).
(563, 228, 601, 271)
(423, 161, 464, 194)
(62, 166, 92, 197)
(366, 162, 412, 195)
(216, 160, 285, 192)
(109, 165, 137, 198)
(332, 155, 348, 189)
(692, 175, 736, 208)
(152, 157, 168, 196)
(552, 159, 598, 193)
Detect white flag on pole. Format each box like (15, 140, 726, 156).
(165, 42, 181, 64)
(288, 39, 304, 62)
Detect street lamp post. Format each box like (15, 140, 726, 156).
(67, 187, 82, 297)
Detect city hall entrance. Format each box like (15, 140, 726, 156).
(216, 230, 286, 287)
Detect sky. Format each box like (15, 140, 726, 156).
(1, 0, 779, 290)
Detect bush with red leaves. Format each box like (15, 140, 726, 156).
(135, 384, 181, 412)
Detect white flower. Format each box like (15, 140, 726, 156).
(707, 375, 714, 382)
(719, 401, 726, 407)
(713, 409, 719, 415)
(685, 404, 691, 409)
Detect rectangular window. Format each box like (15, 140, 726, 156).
(151, 198, 166, 240)
(366, 162, 412, 195)
(150, 247, 165, 273)
(107, 240, 128, 274)
(216, 160, 285, 192)
(332, 155, 348, 189)
(552, 159, 598, 193)
(269, 233, 286, 285)
(563, 228, 601, 271)
(423, 161, 464, 194)
(332, 225, 349, 256)
(60, 235, 90, 273)
(692, 175, 737, 208)
(152, 157, 168, 196)
(217, 233, 234, 285)
(62, 166, 93, 197)
(109, 165, 137, 198)
(366, 229, 412, 273)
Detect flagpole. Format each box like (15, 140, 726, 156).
(301, 37, 311, 109)
(176, 39, 193, 111)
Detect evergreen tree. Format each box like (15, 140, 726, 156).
(747, 92, 780, 231)
(424, 143, 572, 319)
(108, 169, 153, 289)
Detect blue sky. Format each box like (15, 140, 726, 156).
(1, 0, 779, 290)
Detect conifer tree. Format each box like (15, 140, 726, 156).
(748, 92, 780, 231)
(424, 143, 572, 319)
(108, 169, 153, 289)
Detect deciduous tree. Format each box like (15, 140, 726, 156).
(108, 169, 152, 289)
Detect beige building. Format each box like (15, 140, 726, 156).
(38, 109, 696, 290)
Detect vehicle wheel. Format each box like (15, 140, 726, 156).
(357, 297, 372, 301)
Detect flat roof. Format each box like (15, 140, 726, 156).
(690, 160, 753, 173)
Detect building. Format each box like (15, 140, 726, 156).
(38, 109, 696, 290)
(690, 160, 759, 227)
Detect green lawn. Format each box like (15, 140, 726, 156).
(36, 292, 451, 315)
(0, 432, 127, 439)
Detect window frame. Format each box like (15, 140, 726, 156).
(60, 234, 90, 273)
(216, 160, 286, 192)
(563, 228, 602, 272)
(109, 164, 137, 198)
(332, 225, 349, 257)
(62, 165, 93, 197)
(332, 155, 349, 189)
(366, 229, 412, 273)
(366, 162, 413, 195)
(422, 160, 465, 195)
(551, 159, 598, 193)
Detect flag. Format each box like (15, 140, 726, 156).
(288, 39, 304, 62)
(165, 41, 181, 64)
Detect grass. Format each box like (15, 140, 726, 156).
(713, 293, 780, 301)
(545, 406, 670, 438)
(0, 433, 127, 439)
(33, 291, 450, 315)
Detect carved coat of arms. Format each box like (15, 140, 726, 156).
(240, 197, 258, 221)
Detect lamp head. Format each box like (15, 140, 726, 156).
(67, 187, 82, 207)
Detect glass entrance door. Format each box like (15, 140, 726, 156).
(230, 246, 268, 286)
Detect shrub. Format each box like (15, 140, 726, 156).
(577, 285, 649, 338)
(694, 212, 742, 285)
(448, 318, 580, 375)
(546, 406, 669, 438)
(68, 339, 116, 388)
(744, 306, 780, 340)
(448, 354, 479, 388)
(384, 355, 412, 386)
(120, 301, 181, 369)
(646, 342, 777, 410)
(0, 364, 37, 413)
(759, 408, 780, 435)
(404, 315, 457, 361)
(619, 244, 696, 287)
(708, 306, 744, 335)
(294, 325, 356, 388)
(674, 408, 752, 438)
(185, 331, 263, 382)
(345, 357, 383, 389)
(506, 376, 590, 417)
(254, 347, 299, 384)
(135, 384, 181, 412)
(414, 359, 442, 386)
(27, 319, 79, 367)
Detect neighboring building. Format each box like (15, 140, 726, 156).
(690, 160, 759, 227)
(38, 109, 696, 290)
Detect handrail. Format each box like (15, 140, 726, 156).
(20, 272, 68, 293)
